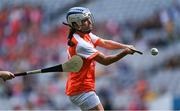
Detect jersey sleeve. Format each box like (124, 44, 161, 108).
(89, 33, 101, 46)
(76, 41, 99, 60)
(160, 10, 170, 24)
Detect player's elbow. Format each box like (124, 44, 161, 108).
(99, 61, 113, 66)
(104, 61, 113, 66)
(104, 63, 111, 66)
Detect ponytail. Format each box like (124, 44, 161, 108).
(67, 28, 76, 47)
(63, 22, 75, 47)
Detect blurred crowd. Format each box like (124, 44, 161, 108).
(0, 0, 180, 110)
(0, 3, 70, 110)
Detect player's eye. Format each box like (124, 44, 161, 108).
(82, 18, 91, 24)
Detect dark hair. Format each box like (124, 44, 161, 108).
(67, 28, 76, 47)
(63, 22, 75, 47)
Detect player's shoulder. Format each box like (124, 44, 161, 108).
(73, 34, 88, 45)
(89, 32, 98, 37)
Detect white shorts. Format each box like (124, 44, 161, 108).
(69, 91, 101, 110)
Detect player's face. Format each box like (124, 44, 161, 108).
(79, 18, 93, 33)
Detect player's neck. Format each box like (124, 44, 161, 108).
(75, 31, 89, 38)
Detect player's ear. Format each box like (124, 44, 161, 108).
(72, 22, 80, 30)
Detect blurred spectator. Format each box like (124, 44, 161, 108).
(128, 80, 148, 110)
(132, 0, 180, 44)
(98, 87, 113, 110)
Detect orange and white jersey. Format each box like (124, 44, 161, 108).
(66, 32, 100, 96)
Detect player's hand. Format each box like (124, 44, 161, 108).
(122, 48, 135, 55)
(126, 45, 135, 50)
(126, 45, 138, 53)
(0, 71, 15, 81)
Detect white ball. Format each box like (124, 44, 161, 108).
(151, 48, 158, 56)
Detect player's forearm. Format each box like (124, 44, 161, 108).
(102, 40, 128, 50)
(105, 51, 128, 65)
(95, 51, 128, 66)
